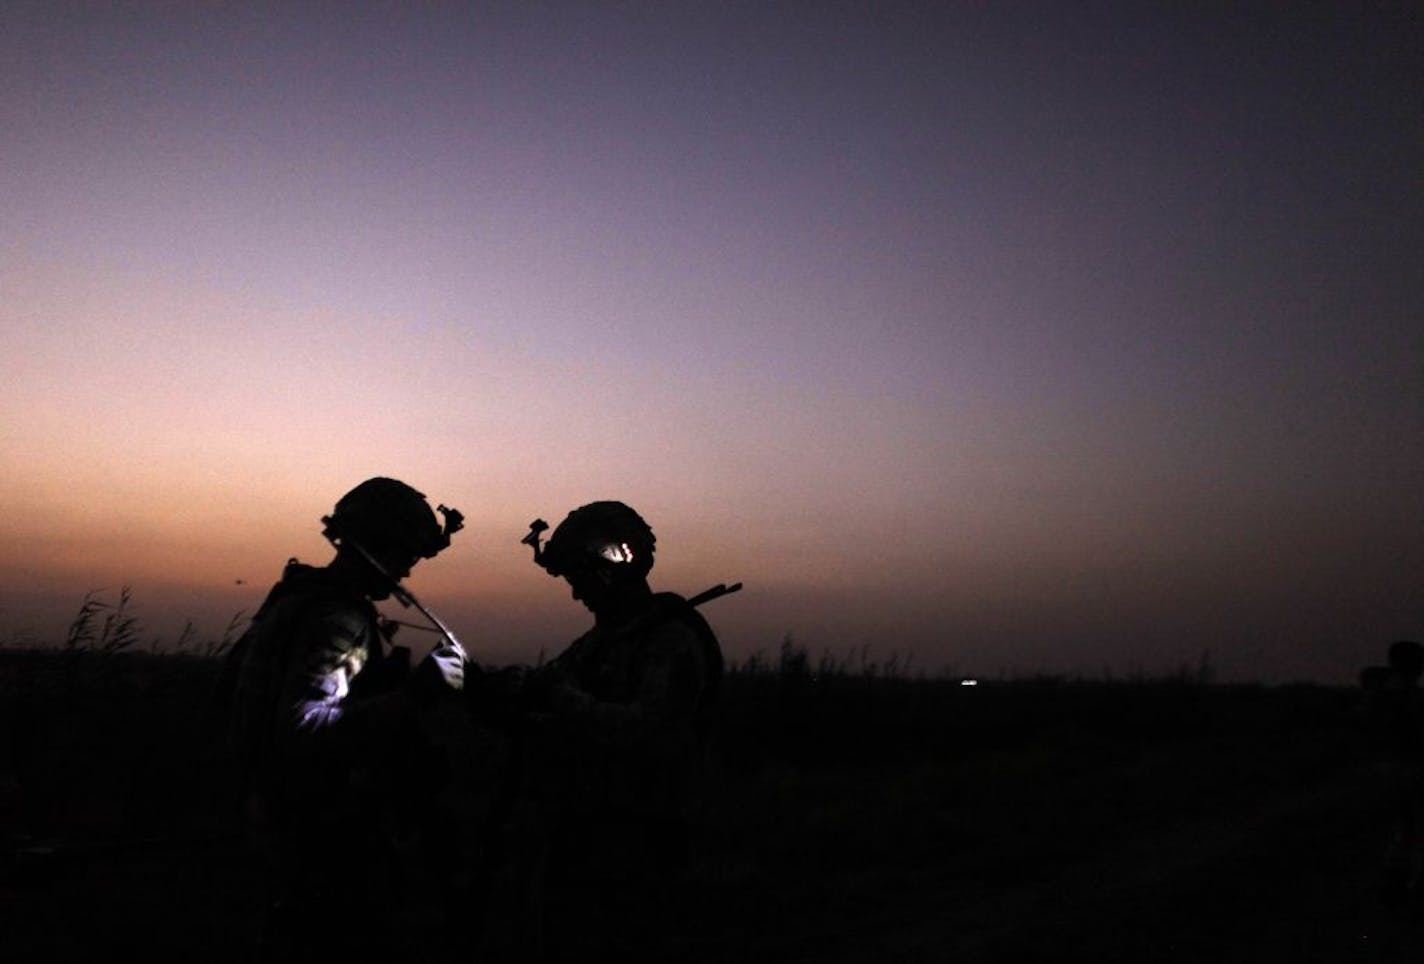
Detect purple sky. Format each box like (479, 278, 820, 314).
(2, 2, 1420, 682)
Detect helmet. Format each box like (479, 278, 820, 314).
(321, 477, 456, 560)
(535, 501, 655, 579)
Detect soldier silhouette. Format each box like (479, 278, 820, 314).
(500, 501, 731, 960)
(224, 477, 468, 962)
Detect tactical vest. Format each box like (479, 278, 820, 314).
(221, 561, 385, 795)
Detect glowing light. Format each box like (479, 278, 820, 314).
(961, 679, 978, 686)
(599, 542, 635, 564)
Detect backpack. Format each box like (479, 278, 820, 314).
(650, 592, 725, 743)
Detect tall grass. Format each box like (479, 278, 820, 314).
(729, 635, 924, 683)
(60, 587, 142, 654)
(0, 592, 1372, 964)
(3, 587, 246, 658)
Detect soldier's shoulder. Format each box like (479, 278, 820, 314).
(643, 595, 723, 669)
(303, 595, 377, 641)
(651, 591, 703, 621)
(266, 575, 377, 653)
(640, 614, 703, 649)
(651, 593, 719, 640)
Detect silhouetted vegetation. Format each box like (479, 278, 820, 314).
(0, 598, 1408, 962)
(62, 587, 142, 654)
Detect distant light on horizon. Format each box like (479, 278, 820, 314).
(961, 679, 978, 687)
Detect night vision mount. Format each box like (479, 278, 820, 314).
(435, 503, 464, 547)
(521, 518, 549, 567)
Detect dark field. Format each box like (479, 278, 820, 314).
(2, 646, 1418, 962)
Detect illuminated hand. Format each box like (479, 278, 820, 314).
(420, 643, 467, 692)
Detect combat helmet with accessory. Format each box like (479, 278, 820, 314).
(522, 500, 655, 580)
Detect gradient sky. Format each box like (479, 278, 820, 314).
(2, 2, 1420, 683)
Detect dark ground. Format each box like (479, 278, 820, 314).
(2, 648, 1420, 962)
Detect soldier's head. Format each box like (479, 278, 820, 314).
(322, 477, 461, 599)
(532, 501, 655, 618)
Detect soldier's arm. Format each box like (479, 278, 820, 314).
(566, 621, 707, 740)
(272, 601, 410, 754)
